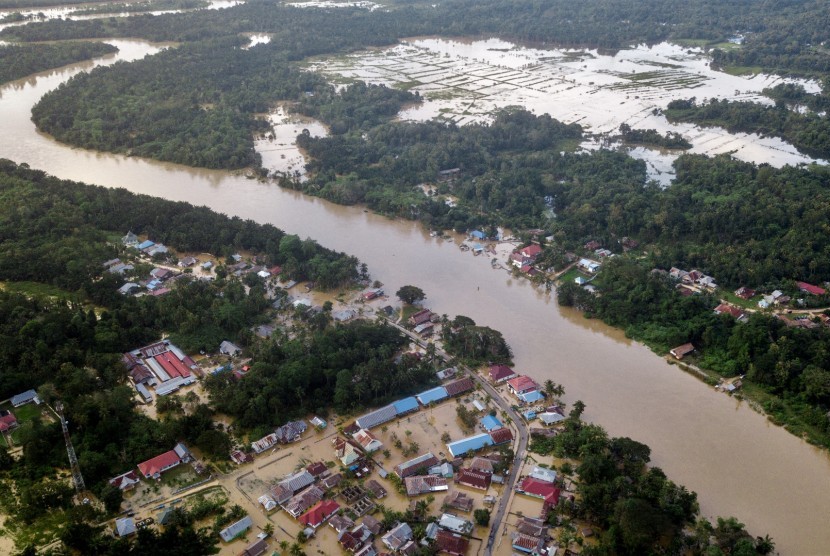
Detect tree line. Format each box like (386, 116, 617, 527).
(558, 257, 830, 450)
(0, 41, 117, 85)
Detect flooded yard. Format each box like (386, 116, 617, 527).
(307, 38, 826, 181)
(255, 104, 328, 179)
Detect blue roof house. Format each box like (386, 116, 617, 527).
(480, 415, 503, 432)
(393, 397, 420, 416)
(470, 230, 486, 240)
(447, 433, 494, 458)
(137, 240, 155, 250)
(416, 387, 448, 406)
(518, 390, 544, 405)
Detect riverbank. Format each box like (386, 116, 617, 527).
(2, 42, 830, 554)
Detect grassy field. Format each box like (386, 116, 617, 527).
(719, 289, 760, 310)
(0, 281, 79, 301)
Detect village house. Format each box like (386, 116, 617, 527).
(219, 515, 253, 542)
(241, 539, 269, 556)
(330, 515, 355, 535)
(409, 309, 434, 327)
(444, 377, 474, 397)
(405, 475, 449, 497)
(395, 452, 440, 478)
(507, 375, 541, 396)
(122, 231, 139, 247)
(11, 389, 39, 407)
(334, 437, 364, 466)
(219, 340, 242, 356)
(511, 244, 543, 269)
(353, 429, 384, 453)
(251, 433, 279, 454)
(284, 486, 325, 518)
(528, 466, 556, 484)
(577, 258, 601, 274)
(516, 477, 561, 511)
(469, 456, 494, 474)
(714, 303, 748, 322)
(275, 420, 308, 443)
(489, 364, 517, 384)
(306, 461, 328, 478)
(489, 427, 514, 446)
(108, 470, 141, 491)
(438, 513, 473, 535)
(115, 517, 136, 538)
(444, 490, 475, 512)
(797, 281, 827, 296)
(456, 468, 492, 490)
(178, 256, 197, 268)
(382, 522, 414, 551)
(416, 386, 449, 406)
(362, 515, 383, 536)
(365, 479, 387, 499)
(436, 530, 470, 556)
(0, 410, 18, 433)
(669, 343, 695, 360)
(734, 286, 756, 300)
(230, 450, 253, 465)
(270, 470, 315, 504)
(137, 443, 191, 479)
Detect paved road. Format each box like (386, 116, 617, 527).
(385, 320, 529, 556)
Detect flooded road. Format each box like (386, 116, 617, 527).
(2, 41, 830, 554)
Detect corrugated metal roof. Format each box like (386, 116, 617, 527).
(447, 433, 494, 457)
(480, 415, 503, 431)
(356, 404, 397, 429)
(416, 387, 448, 406)
(393, 396, 419, 415)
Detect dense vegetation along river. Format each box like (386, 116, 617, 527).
(2, 41, 830, 555)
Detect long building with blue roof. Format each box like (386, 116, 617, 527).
(356, 404, 397, 429)
(447, 433, 494, 458)
(393, 396, 419, 415)
(416, 387, 448, 406)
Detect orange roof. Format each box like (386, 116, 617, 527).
(137, 449, 180, 478)
(299, 499, 340, 528)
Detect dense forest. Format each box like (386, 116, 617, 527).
(558, 257, 830, 449)
(68, 0, 208, 16)
(0, 41, 117, 85)
(530, 404, 774, 556)
(205, 321, 436, 437)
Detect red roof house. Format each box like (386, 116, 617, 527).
(109, 470, 141, 491)
(445, 377, 474, 397)
(0, 410, 17, 432)
(714, 304, 746, 320)
(489, 364, 517, 384)
(507, 376, 539, 395)
(489, 427, 514, 445)
(436, 530, 469, 555)
(734, 286, 756, 300)
(517, 477, 561, 509)
(299, 499, 340, 528)
(137, 450, 181, 479)
(797, 281, 827, 296)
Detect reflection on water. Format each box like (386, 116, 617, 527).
(1, 39, 830, 555)
(309, 38, 826, 176)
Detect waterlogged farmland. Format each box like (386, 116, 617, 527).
(309, 38, 825, 182)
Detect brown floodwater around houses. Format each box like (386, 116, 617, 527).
(1, 40, 830, 555)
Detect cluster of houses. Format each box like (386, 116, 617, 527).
(408, 308, 440, 337)
(123, 340, 198, 402)
(121, 231, 170, 258)
(510, 244, 544, 275)
(250, 420, 309, 454)
(227, 255, 282, 281)
(108, 258, 182, 297)
(489, 365, 565, 425)
(668, 267, 717, 293)
(0, 389, 42, 436)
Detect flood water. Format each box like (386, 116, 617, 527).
(2, 40, 830, 554)
(308, 38, 826, 181)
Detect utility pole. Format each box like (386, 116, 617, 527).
(55, 401, 86, 496)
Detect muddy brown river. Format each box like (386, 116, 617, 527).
(2, 39, 830, 555)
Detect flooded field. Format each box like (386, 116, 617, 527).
(255, 104, 328, 179)
(308, 38, 826, 179)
